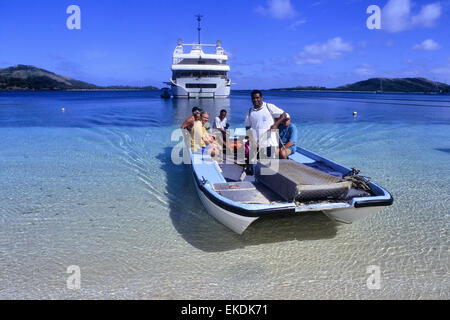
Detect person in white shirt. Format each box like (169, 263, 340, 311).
(212, 109, 229, 153)
(213, 109, 229, 134)
(245, 90, 286, 159)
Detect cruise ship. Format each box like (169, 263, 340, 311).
(169, 17, 231, 98)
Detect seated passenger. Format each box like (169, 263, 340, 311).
(191, 111, 220, 158)
(213, 109, 229, 152)
(277, 113, 298, 159)
(213, 109, 229, 135)
(181, 107, 202, 132)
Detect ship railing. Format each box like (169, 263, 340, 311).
(182, 43, 218, 47)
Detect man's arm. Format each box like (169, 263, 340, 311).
(271, 112, 287, 130)
(201, 125, 216, 145)
(245, 108, 252, 131)
(282, 141, 294, 149)
(266, 103, 286, 130)
(214, 117, 220, 129)
(181, 116, 194, 130)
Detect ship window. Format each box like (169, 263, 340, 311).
(173, 71, 227, 78)
(178, 59, 221, 65)
(186, 83, 217, 88)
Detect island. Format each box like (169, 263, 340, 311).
(271, 77, 450, 94)
(0, 65, 159, 91)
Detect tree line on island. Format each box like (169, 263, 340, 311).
(0, 64, 448, 93)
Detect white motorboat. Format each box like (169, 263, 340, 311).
(189, 134, 393, 234)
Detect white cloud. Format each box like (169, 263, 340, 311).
(382, 0, 442, 32)
(294, 37, 354, 65)
(288, 19, 307, 31)
(255, 0, 297, 19)
(411, 2, 442, 27)
(413, 39, 441, 51)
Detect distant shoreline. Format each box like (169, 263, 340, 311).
(1, 89, 448, 95)
(231, 89, 449, 95)
(266, 89, 449, 94)
(0, 88, 159, 92)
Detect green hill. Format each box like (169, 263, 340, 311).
(336, 77, 449, 93)
(272, 77, 450, 93)
(0, 65, 158, 90)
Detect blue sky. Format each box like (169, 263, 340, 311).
(0, 0, 449, 89)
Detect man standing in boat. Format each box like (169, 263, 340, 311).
(245, 90, 287, 160)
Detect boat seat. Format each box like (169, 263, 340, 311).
(255, 160, 352, 202)
(212, 181, 272, 204)
(218, 163, 245, 182)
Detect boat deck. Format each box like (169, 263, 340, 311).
(216, 162, 284, 204)
(213, 151, 372, 206)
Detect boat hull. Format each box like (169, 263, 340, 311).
(188, 147, 393, 234)
(323, 206, 384, 224)
(192, 171, 259, 234)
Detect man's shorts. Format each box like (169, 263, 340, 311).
(287, 145, 296, 155)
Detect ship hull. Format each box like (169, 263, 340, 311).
(171, 77, 230, 98)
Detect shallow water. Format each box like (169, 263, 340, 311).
(0, 91, 448, 299)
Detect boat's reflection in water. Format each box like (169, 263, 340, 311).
(171, 98, 231, 127)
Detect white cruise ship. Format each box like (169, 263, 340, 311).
(169, 17, 231, 98)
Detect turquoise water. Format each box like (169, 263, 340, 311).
(0, 91, 448, 299)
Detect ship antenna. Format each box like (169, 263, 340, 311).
(195, 14, 203, 44)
